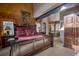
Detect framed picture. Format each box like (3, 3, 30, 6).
(3, 21, 14, 36)
(21, 10, 31, 26)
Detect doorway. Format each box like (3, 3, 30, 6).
(49, 21, 63, 47)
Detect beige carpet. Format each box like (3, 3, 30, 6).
(0, 37, 76, 56)
(34, 37, 75, 56)
(54, 37, 63, 48)
(34, 47, 75, 56)
(0, 47, 10, 56)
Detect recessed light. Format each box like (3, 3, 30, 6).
(60, 6, 67, 11)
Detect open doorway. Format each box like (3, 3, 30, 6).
(49, 21, 63, 47)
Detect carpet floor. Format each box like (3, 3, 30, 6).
(0, 37, 77, 56)
(34, 37, 75, 56)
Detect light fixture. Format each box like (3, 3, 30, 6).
(60, 6, 67, 11)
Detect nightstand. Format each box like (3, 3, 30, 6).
(1, 36, 15, 48)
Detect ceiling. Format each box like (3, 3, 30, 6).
(33, 3, 63, 18)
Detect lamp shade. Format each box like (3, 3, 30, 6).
(5, 26, 11, 31)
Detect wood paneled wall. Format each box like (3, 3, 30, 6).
(0, 4, 35, 48)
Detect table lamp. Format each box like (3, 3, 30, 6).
(5, 26, 11, 36)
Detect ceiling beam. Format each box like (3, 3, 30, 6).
(36, 3, 66, 20)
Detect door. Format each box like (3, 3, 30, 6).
(64, 14, 78, 49)
(75, 16, 79, 46)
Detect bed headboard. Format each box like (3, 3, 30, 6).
(15, 26, 38, 37)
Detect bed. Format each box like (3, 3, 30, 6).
(14, 26, 51, 56)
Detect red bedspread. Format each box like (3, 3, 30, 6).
(16, 26, 44, 42)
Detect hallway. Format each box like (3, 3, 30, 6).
(54, 37, 63, 48)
